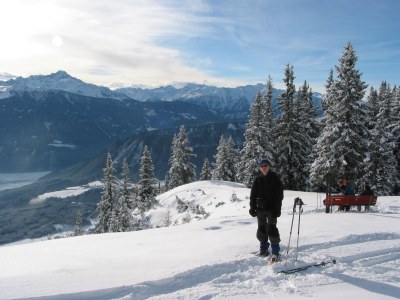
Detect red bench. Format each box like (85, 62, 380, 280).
(323, 195, 377, 213)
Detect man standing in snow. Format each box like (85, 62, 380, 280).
(249, 159, 284, 262)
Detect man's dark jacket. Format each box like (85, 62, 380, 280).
(250, 171, 284, 217)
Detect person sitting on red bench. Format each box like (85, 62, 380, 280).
(339, 179, 354, 211)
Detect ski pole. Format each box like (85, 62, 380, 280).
(285, 198, 298, 264)
(295, 197, 304, 261)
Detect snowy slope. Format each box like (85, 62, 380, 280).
(0, 181, 399, 300)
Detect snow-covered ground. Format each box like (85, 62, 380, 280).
(29, 181, 102, 205)
(0, 180, 399, 299)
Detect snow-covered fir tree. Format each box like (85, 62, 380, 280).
(73, 210, 84, 236)
(238, 88, 273, 187)
(96, 153, 119, 233)
(367, 87, 379, 121)
(306, 86, 321, 185)
(393, 86, 400, 191)
(261, 75, 278, 166)
(213, 135, 237, 182)
(275, 64, 298, 189)
(310, 42, 369, 188)
(118, 159, 133, 231)
(225, 136, 239, 181)
(310, 70, 337, 189)
(165, 125, 196, 190)
(136, 145, 157, 212)
(364, 82, 398, 195)
(321, 69, 334, 112)
(108, 199, 121, 232)
(199, 158, 212, 181)
(291, 81, 317, 190)
(362, 87, 379, 189)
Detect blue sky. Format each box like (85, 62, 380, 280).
(0, 0, 399, 93)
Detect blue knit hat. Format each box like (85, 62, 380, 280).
(258, 159, 270, 166)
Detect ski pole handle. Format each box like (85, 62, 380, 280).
(294, 197, 304, 206)
(294, 197, 304, 213)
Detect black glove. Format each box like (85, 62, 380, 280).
(273, 211, 281, 218)
(249, 208, 257, 217)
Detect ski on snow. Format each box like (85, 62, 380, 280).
(251, 252, 336, 274)
(276, 259, 337, 274)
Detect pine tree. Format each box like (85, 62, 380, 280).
(310, 70, 338, 188)
(96, 153, 119, 233)
(118, 159, 133, 231)
(225, 136, 239, 182)
(362, 87, 379, 189)
(108, 198, 121, 232)
(275, 64, 298, 189)
(292, 81, 318, 190)
(166, 125, 196, 190)
(392, 86, 400, 192)
(213, 135, 237, 181)
(310, 42, 369, 188)
(199, 158, 212, 180)
(322, 69, 335, 112)
(73, 210, 84, 236)
(236, 84, 274, 187)
(367, 87, 379, 121)
(306, 86, 321, 188)
(261, 75, 278, 165)
(365, 82, 398, 195)
(212, 135, 226, 180)
(137, 146, 157, 212)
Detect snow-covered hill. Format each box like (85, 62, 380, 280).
(1, 181, 399, 299)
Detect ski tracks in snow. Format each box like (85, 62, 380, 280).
(121, 232, 400, 299)
(38, 232, 399, 299)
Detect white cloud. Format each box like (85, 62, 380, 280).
(51, 35, 63, 47)
(0, 0, 243, 87)
(0, 0, 398, 93)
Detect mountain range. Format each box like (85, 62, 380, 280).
(0, 71, 284, 173)
(0, 70, 322, 173)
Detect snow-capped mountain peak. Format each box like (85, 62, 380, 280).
(0, 71, 17, 82)
(0, 70, 117, 99)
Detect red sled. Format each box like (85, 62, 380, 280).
(323, 195, 377, 213)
